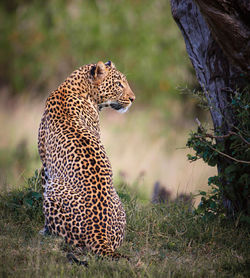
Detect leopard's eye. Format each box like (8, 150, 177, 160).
(117, 82, 123, 88)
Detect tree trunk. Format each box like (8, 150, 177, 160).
(194, 0, 250, 75)
(170, 0, 249, 215)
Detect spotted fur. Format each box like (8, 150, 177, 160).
(38, 61, 135, 259)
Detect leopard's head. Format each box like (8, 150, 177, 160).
(90, 61, 135, 113)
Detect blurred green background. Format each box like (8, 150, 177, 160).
(0, 0, 195, 101)
(0, 0, 215, 201)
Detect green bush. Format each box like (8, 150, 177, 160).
(187, 90, 250, 223)
(0, 169, 43, 223)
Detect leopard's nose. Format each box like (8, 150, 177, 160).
(129, 95, 135, 102)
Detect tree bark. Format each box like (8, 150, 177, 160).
(195, 0, 250, 75)
(170, 0, 249, 215)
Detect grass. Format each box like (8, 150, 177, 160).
(0, 171, 249, 278)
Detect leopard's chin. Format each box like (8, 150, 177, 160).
(110, 103, 124, 111)
(113, 103, 131, 114)
(98, 101, 131, 113)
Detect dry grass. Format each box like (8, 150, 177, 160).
(101, 107, 216, 204)
(0, 95, 216, 203)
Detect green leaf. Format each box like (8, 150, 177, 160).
(24, 198, 33, 207)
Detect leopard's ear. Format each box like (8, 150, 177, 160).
(105, 61, 116, 69)
(94, 61, 107, 83)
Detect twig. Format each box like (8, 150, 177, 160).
(195, 118, 201, 127)
(228, 131, 250, 146)
(196, 133, 231, 140)
(195, 131, 250, 145)
(208, 144, 250, 164)
(194, 137, 250, 164)
(194, 118, 250, 145)
(194, 118, 250, 163)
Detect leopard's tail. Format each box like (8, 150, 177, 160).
(92, 241, 130, 261)
(66, 253, 88, 266)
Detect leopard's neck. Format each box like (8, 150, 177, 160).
(49, 69, 102, 138)
(78, 97, 101, 138)
(50, 86, 101, 138)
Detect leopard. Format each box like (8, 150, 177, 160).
(38, 61, 135, 264)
